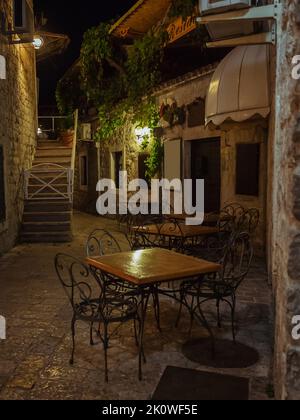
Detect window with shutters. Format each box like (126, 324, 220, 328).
(0, 145, 6, 223)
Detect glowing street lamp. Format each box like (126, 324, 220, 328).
(32, 35, 44, 50)
(135, 127, 151, 145)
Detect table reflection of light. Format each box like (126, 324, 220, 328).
(132, 250, 143, 264)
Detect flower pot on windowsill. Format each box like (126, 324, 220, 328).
(59, 129, 74, 147)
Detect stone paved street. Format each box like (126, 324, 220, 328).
(0, 212, 273, 400)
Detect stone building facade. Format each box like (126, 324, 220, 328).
(74, 114, 142, 214)
(270, 0, 300, 400)
(0, 0, 37, 254)
(155, 65, 268, 254)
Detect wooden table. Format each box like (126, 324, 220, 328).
(87, 248, 221, 376)
(139, 223, 219, 238)
(87, 248, 221, 286)
(131, 223, 220, 252)
(166, 212, 232, 225)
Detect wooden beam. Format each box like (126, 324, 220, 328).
(197, 4, 282, 24)
(206, 32, 274, 48)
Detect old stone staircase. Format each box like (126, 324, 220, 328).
(20, 139, 74, 243)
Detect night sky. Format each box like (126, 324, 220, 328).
(34, 0, 137, 109)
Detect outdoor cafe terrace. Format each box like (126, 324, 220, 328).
(0, 211, 272, 400)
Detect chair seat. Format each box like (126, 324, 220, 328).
(181, 279, 234, 299)
(75, 296, 138, 323)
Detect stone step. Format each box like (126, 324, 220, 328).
(37, 141, 61, 148)
(24, 200, 72, 213)
(19, 231, 73, 243)
(33, 157, 72, 166)
(23, 211, 72, 223)
(35, 148, 72, 158)
(21, 221, 71, 233)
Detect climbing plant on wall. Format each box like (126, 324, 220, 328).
(169, 0, 198, 19)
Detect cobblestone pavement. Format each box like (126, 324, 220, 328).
(0, 212, 274, 400)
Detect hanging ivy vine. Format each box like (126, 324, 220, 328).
(56, 68, 85, 115)
(80, 22, 127, 105)
(56, 0, 207, 176)
(126, 30, 167, 102)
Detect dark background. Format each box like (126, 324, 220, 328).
(34, 0, 136, 109)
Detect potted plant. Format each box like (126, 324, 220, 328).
(59, 115, 74, 147)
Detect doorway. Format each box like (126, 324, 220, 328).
(191, 138, 221, 213)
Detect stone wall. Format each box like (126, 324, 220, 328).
(156, 68, 268, 254)
(0, 0, 37, 254)
(74, 116, 141, 215)
(271, 0, 300, 400)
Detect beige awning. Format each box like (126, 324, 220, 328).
(206, 45, 270, 126)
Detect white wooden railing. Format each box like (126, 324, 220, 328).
(24, 164, 73, 202)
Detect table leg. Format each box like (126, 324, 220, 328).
(138, 286, 151, 381)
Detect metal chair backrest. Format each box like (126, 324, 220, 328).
(218, 203, 245, 232)
(86, 229, 121, 258)
(54, 253, 102, 317)
(220, 232, 254, 290)
(236, 208, 260, 235)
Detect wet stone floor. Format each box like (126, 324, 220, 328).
(0, 212, 273, 400)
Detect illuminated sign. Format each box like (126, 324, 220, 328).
(167, 16, 197, 44)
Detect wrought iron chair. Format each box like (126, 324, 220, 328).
(125, 214, 163, 250)
(86, 229, 122, 257)
(86, 229, 134, 295)
(177, 232, 253, 342)
(54, 253, 143, 382)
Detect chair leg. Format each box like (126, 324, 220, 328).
(90, 322, 94, 346)
(231, 296, 237, 343)
(195, 298, 215, 358)
(103, 323, 109, 383)
(217, 299, 222, 328)
(152, 288, 161, 332)
(69, 316, 76, 365)
(133, 318, 138, 347)
(188, 296, 196, 335)
(175, 289, 184, 328)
